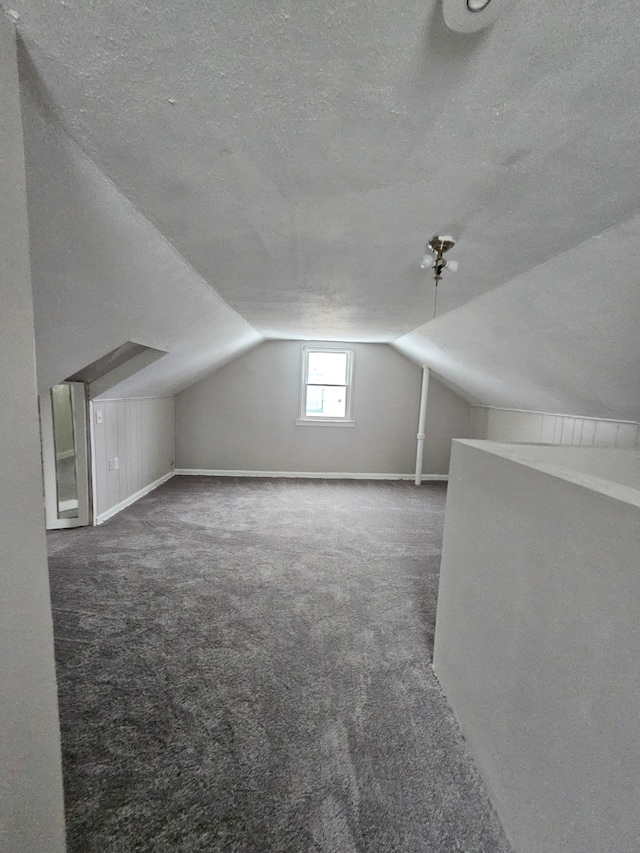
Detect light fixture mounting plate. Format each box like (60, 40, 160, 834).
(428, 235, 455, 255)
(442, 0, 511, 33)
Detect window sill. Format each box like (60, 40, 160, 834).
(295, 419, 356, 428)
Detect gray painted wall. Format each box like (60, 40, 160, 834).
(0, 12, 66, 851)
(424, 375, 471, 475)
(92, 397, 175, 520)
(434, 440, 640, 853)
(470, 406, 640, 447)
(176, 342, 470, 476)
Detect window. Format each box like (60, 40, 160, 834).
(296, 346, 355, 426)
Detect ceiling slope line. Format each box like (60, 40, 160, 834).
(388, 355, 484, 407)
(394, 204, 640, 342)
(16, 29, 260, 336)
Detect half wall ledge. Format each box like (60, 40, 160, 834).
(434, 440, 640, 853)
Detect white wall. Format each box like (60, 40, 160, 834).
(470, 406, 640, 448)
(0, 12, 66, 851)
(435, 440, 640, 853)
(92, 396, 175, 522)
(175, 341, 470, 476)
(493, 444, 640, 491)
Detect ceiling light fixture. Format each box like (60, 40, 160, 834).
(421, 235, 458, 318)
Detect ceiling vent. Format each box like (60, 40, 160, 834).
(442, 0, 511, 32)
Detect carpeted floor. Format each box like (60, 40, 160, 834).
(47, 476, 512, 853)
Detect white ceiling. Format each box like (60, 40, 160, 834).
(395, 211, 640, 421)
(8, 0, 640, 414)
(21, 72, 262, 399)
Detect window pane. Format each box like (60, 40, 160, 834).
(306, 385, 325, 413)
(307, 351, 347, 385)
(306, 385, 347, 417)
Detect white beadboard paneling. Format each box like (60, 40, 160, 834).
(470, 406, 488, 438)
(572, 418, 584, 445)
(471, 407, 640, 450)
(581, 419, 597, 446)
(133, 398, 142, 494)
(117, 399, 127, 496)
(95, 471, 174, 525)
(92, 397, 175, 522)
(487, 410, 543, 443)
(93, 402, 108, 516)
(105, 400, 119, 511)
(515, 412, 542, 442)
(593, 420, 619, 447)
(560, 418, 575, 445)
(124, 400, 133, 497)
(552, 416, 563, 444)
(540, 414, 556, 444)
(485, 409, 503, 440)
(616, 423, 638, 448)
(140, 399, 150, 491)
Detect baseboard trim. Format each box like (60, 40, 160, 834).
(95, 471, 175, 525)
(174, 469, 448, 482)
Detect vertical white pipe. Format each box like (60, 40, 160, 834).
(415, 366, 430, 486)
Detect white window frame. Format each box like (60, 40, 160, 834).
(295, 345, 355, 427)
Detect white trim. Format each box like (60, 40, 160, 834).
(294, 419, 355, 427)
(298, 344, 355, 424)
(174, 469, 448, 481)
(89, 399, 98, 525)
(95, 471, 174, 525)
(71, 382, 91, 527)
(91, 394, 175, 402)
(415, 366, 430, 486)
(471, 404, 640, 426)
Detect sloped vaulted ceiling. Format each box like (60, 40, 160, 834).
(395, 212, 640, 421)
(8, 0, 640, 413)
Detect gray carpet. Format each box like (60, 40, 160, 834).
(47, 476, 512, 853)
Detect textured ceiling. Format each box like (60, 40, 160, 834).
(7, 0, 640, 413)
(21, 70, 262, 398)
(395, 211, 640, 421)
